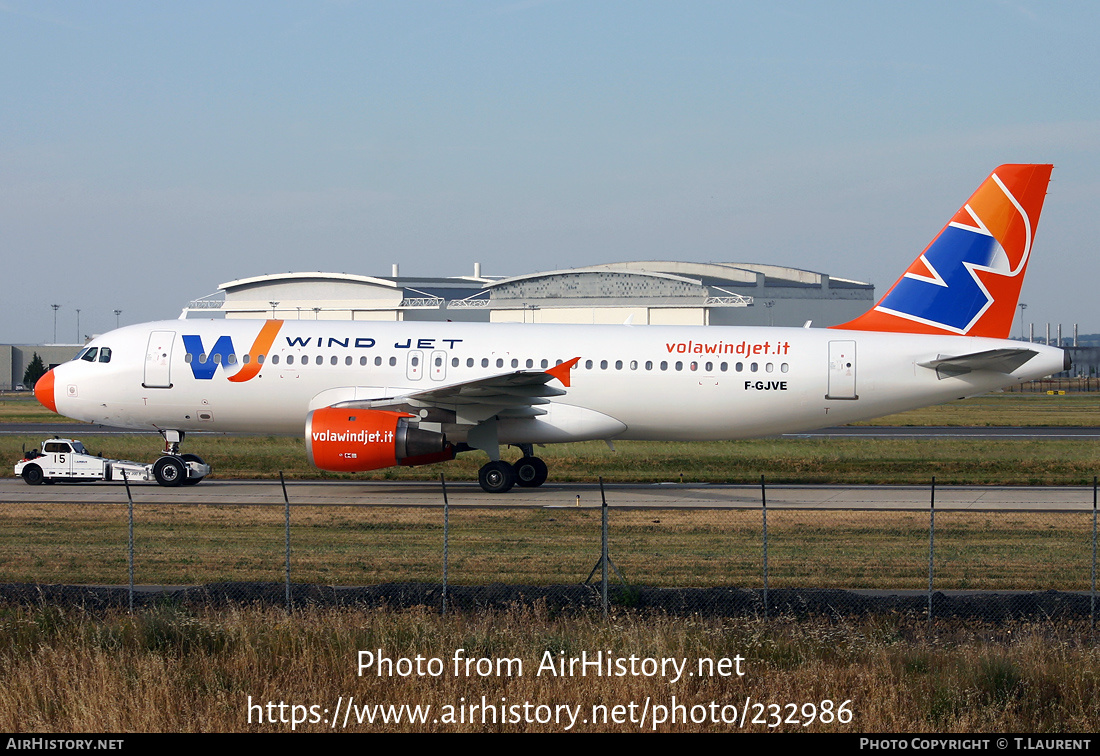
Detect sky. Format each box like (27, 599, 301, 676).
(3, 1, 1099, 344)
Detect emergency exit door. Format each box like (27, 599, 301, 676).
(826, 340, 857, 400)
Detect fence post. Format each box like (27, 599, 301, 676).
(280, 472, 291, 613)
(600, 477, 609, 619)
(928, 476, 936, 632)
(441, 474, 449, 617)
(761, 474, 768, 618)
(1092, 476, 1097, 635)
(122, 471, 134, 613)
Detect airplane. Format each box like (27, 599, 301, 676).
(29, 164, 1068, 493)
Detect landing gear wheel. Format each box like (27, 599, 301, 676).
(179, 453, 206, 486)
(21, 464, 44, 485)
(478, 460, 517, 494)
(153, 456, 186, 487)
(513, 456, 548, 488)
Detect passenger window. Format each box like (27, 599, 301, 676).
(333, 356, 340, 366)
(511, 358, 518, 368)
(600, 360, 608, 370)
(585, 360, 593, 369)
(541, 359, 549, 368)
(271, 355, 279, 365)
(389, 357, 397, 366)
(316, 356, 324, 365)
(766, 362, 774, 373)
(242, 354, 250, 364)
(496, 358, 504, 368)
(375, 357, 382, 366)
(526, 359, 533, 368)
(184, 353, 193, 364)
(704, 362, 712, 372)
(360, 357, 367, 366)
(736, 362, 744, 372)
(286, 355, 294, 365)
(645, 361, 653, 370)
(346, 356, 352, 366)
(675, 362, 683, 371)
(481, 358, 489, 368)
(750, 362, 758, 372)
(781, 363, 789, 373)
(660, 361, 668, 371)
(257, 354, 265, 364)
(452, 357, 459, 367)
(467, 358, 474, 367)
(720, 362, 727, 372)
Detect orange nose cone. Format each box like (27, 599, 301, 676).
(35, 369, 57, 414)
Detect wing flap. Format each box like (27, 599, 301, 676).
(327, 358, 579, 426)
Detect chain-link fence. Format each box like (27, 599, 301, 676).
(0, 476, 1096, 623)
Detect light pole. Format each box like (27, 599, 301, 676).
(1018, 303, 1028, 340)
(269, 301, 280, 318)
(51, 304, 60, 343)
(114, 309, 122, 329)
(75, 309, 81, 344)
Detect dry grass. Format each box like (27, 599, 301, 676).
(0, 506, 1092, 591)
(0, 605, 1096, 732)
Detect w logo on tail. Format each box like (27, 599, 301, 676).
(835, 164, 1052, 338)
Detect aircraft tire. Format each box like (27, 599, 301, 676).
(21, 464, 44, 485)
(180, 453, 206, 486)
(478, 460, 516, 494)
(153, 456, 186, 487)
(514, 456, 548, 488)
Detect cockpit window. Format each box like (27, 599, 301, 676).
(98, 347, 111, 363)
(81, 348, 98, 362)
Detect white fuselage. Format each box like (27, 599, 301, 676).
(49, 319, 1067, 444)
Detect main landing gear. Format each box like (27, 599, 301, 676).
(153, 430, 210, 487)
(476, 445, 548, 494)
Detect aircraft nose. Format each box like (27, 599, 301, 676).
(35, 368, 57, 414)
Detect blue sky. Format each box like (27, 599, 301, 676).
(3, 1, 1099, 343)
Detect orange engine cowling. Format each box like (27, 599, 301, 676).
(305, 407, 453, 472)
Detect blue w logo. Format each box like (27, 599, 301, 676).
(182, 335, 236, 380)
(875, 225, 1000, 333)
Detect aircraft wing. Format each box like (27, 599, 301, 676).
(918, 348, 1038, 379)
(330, 357, 580, 425)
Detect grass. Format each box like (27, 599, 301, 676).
(0, 605, 1096, 732)
(0, 505, 1093, 591)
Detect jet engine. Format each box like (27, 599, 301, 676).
(305, 407, 453, 472)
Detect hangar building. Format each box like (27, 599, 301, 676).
(186, 261, 875, 328)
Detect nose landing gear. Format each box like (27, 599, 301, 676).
(153, 430, 210, 487)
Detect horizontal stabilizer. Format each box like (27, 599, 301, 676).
(918, 348, 1037, 379)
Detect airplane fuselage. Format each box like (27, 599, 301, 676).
(48, 319, 1068, 444)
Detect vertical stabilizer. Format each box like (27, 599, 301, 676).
(834, 164, 1052, 338)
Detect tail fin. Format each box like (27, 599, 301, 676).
(833, 164, 1053, 338)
